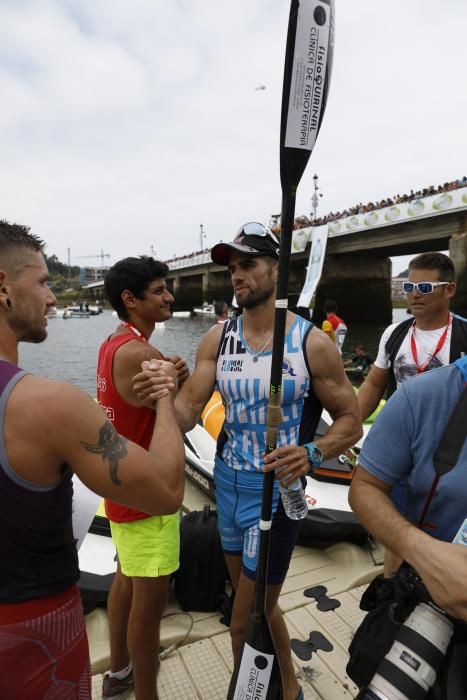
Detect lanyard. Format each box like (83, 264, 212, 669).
(410, 313, 452, 374)
(121, 321, 148, 341)
(120, 321, 169, 361)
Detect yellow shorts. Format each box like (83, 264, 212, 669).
(110, 513, 180, 578)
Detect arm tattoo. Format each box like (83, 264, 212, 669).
(81, 421, 128, 486)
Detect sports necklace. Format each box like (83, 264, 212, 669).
(244, 333, 274, 362)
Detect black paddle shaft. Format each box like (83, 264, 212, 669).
(255, 0, 335, 616)
(228, 3, 334, 698)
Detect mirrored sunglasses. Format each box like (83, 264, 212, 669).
(403, 281, 451, 295)
(234, 222, 280, 245)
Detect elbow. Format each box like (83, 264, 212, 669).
(170, 482, 185, 513)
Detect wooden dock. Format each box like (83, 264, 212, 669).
(88, 478, 383, 699)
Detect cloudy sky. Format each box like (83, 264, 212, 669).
(1, 0, 465, 274)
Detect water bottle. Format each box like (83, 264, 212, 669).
(278, 479, 308, 520)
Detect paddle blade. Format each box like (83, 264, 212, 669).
(227, 614, 284, 699)
(280, 0, 335, 192)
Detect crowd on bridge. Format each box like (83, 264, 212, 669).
(290, 176, 467, 231)
(166, 177, 466, 264)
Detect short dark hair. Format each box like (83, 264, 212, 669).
(408, 252, 456, 282)
(214, 300, 228, 317)
(0, 220, 44, 276)
(324, 299, 337, 313)
(104, 256, 169, 320)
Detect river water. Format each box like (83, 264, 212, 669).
(18, 308, 409, 395)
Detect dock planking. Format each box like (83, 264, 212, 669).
(89, 475, 382, 698)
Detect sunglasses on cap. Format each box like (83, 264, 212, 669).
(403, 281, 451, 295)
(234, 222, 280, 245)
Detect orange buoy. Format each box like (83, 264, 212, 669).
(201, 390, 224, 440)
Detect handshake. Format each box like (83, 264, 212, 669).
(133, 355, 189, 406)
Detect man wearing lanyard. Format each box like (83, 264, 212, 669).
(358, 252, 467, 418)
(356, 251, 467, 573)
(97, 257, 189, 700)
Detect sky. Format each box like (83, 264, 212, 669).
(1, 0, 465, 275)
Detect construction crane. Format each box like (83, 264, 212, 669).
(76, 250, 111, 267)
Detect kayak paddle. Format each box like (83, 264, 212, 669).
(227, 1, 335, 698)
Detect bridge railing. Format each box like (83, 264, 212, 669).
(166, 186, 467, 271)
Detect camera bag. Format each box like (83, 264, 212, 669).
(347, 384, 467, 694)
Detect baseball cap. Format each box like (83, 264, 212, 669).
(211, 222, 280, 266)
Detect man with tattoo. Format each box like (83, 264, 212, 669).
(0, 222, 185, 700)
(97, 256, 189, 700)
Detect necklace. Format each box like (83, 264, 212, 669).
(244, 333, 273, 362)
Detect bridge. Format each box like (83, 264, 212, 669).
(166, 187, 467, 323)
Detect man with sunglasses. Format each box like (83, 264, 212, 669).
(358, 252, 467, 421)
(357, 251, 467, 574)
(133, 222, 362, 700)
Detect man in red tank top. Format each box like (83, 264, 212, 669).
(97, 256, 189, 700)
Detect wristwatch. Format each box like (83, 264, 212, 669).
(304, 442, 324, 467)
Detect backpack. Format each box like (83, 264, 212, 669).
(174, 505, 230, 614)
(385, 313, 467, 398)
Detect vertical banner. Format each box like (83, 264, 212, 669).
(284, 0, 331, 151)
(297, 224, 328, 307)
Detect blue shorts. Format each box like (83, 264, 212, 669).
(214, 456, 301, 585)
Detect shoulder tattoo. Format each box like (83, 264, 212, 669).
(81, 421, 128, 485)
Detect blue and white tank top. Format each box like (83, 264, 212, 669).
(216, 315, 322, 471)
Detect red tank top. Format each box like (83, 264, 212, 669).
(97, 332, 155, 522)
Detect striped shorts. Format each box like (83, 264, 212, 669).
(214, 456, 301, 585)
(0, 585, 91, 699)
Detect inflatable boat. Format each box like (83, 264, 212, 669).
(184, 391, 383, 548)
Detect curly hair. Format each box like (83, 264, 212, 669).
(104, 256, 169, 320)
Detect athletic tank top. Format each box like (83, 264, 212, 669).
(216, 315, 322, 471)
(97, 333, 155, 522)
(0, 360, 79, 603)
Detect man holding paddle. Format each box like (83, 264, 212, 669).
(134, 222, 362, 700)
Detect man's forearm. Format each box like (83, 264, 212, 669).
(357, 382, 385, 422)
(174, 394, 202, 434)
(316, 413, 363, 460)
(349, 477, 429, 565)
(149, 398, 185, 492)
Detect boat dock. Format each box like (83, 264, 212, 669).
(89, 479, 383, 699)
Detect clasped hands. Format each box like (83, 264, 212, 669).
(133, 355, 188, 406)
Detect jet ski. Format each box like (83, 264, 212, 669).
(184, 391, 380, 548)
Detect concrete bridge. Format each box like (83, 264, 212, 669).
(167, 187, 467, 323)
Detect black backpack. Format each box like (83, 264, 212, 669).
(175, 505, 230, 615)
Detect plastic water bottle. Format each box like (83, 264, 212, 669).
(279, 479, 308, 520)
